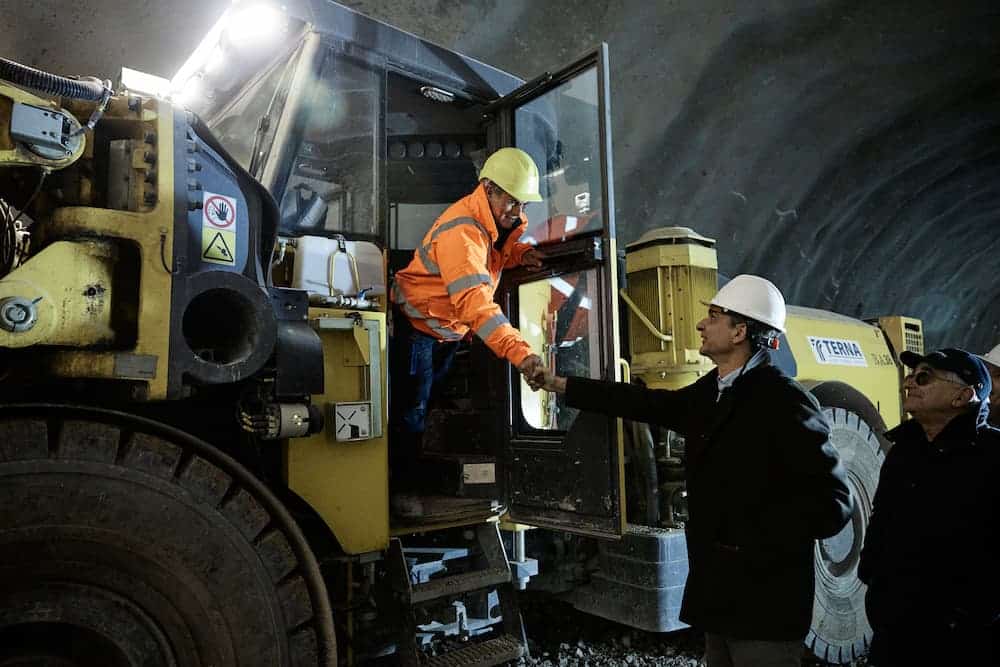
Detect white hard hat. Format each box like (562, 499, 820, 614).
(977, 343, 1000, 369)
(706, 274, 787, 333)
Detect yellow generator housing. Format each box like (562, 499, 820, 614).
(623, 227, 718, 390)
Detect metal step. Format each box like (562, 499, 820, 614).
(424, 634, 526, 667)
(410, 566, 511, 604)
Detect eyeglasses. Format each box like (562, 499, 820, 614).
(486, 184, 528, 212)
(909, 369, 969, 387)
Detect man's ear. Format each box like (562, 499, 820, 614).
(730, 322, 748, 345)
(953, 386, 978, 408)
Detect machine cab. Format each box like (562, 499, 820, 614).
(174, 0, 625, 540)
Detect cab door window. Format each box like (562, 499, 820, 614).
(518, 268, 602, 430)
(516, 65, 603, 246)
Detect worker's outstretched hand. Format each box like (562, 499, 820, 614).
(517, 356, 566, 393)
(535, 367, 567, 393)
(518, 354, 545, 391)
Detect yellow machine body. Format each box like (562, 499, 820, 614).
(284, 307, 390, 555)
(0, 240, 116, 347)
(0, 87, 175, 397)
(784, 307, 907, 428)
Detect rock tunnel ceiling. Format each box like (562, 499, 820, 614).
(5, 0, 999, 350)
(619, 1, 1000, 353)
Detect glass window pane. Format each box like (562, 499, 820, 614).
(515, 66, 603, 246)
(278, 54, 380, 238)
(518, 269, 602, 431)
(390, 203, 450, 250)
(208, 56, 293, 171)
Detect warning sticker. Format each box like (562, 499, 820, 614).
(203, 192, 237, 229)
(202, 192, 238, 265)
(202, 228, 236, 265)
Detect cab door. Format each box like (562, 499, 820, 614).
(487, 45, 625, 538)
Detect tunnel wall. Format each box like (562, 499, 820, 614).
(4, 0, 999, 349)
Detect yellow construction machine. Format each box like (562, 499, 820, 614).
(0, 1, 921, 665)
(0, 3, 623, 665)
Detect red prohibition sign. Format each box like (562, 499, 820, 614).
(205, 195, 236, 228)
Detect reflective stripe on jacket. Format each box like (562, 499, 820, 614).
(392, 183, 534, 366)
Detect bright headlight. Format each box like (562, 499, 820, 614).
(225, 4, 283, 45)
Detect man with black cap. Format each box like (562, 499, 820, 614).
(977, 342, 1000, 426)
(859, 348, 999, 666)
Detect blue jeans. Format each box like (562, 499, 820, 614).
(391, 323, 459, 434)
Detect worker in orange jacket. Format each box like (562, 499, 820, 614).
(391, 147, 546, 434)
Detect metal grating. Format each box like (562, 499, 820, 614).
(627, 268, 667, 356)
(424, 634, 525, 667)
(904, 331, 923, 354)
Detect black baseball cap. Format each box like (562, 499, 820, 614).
(900, 348, 992, 403)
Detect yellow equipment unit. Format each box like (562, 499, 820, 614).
(622, 226, 720, 389)
(0, 1, 628, 665)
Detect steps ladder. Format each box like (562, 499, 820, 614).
(388, 522, 528, 667)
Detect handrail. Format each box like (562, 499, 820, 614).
(618, 358, 631, 383)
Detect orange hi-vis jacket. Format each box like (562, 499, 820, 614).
(392, 183, 535, 367)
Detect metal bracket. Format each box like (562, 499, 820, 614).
(11, 103, 83, 159)
(313, 315, 383, 439)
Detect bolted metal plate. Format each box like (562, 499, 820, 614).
(10, 103, 82, 159)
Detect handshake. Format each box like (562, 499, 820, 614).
(517, 354, 565, 393)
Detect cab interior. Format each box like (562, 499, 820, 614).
(383, 71, 511, 526)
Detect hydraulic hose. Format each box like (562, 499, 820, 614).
(0, 57, 107, 101)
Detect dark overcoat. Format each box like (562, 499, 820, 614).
(566, 360, 853, 640)
(858, 406, 1000, 665)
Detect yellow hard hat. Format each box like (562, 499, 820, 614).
(479, 147, 543, 203)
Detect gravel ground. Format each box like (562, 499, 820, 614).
(516, 592, 870, 667)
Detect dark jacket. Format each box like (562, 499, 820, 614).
(566, 360, 853, 640)
(858, 404, 1000, 664)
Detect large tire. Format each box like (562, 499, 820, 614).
(0, 405, 336, 666)
(806, 406, 886, 664)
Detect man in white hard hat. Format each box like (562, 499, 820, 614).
(977, 343, 1000, 425)
(528, 275, 853, 667)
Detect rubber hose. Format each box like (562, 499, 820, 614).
(0, 57, 106, 101)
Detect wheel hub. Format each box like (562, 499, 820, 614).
(0, 581, 175, 667)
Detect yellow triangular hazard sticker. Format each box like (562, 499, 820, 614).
(202, 229, 236, 265)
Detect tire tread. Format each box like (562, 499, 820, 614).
(0, 419, 47, 461)
(0, 409, 335, 666)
